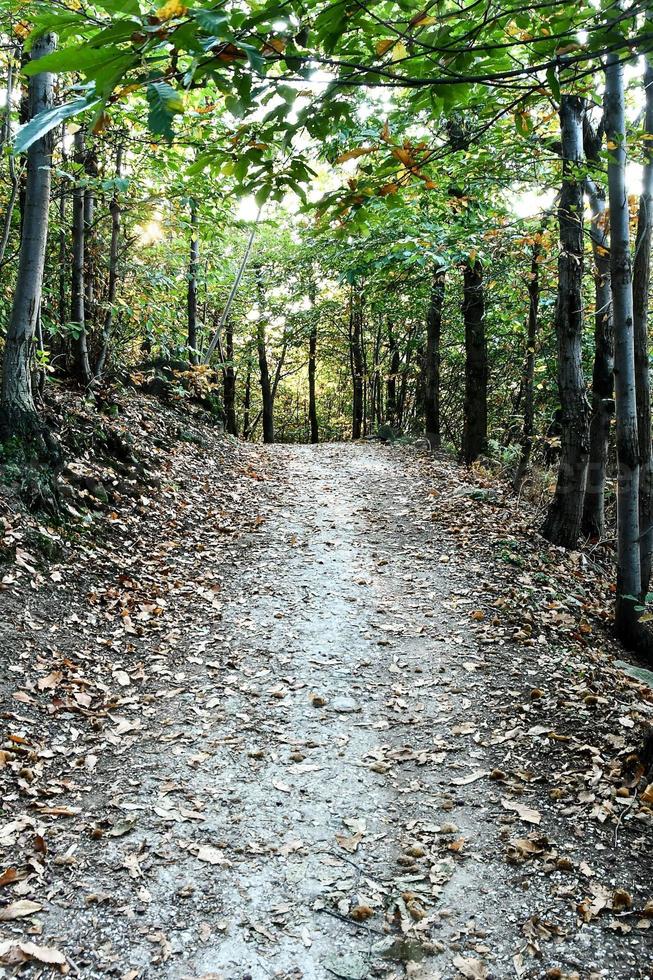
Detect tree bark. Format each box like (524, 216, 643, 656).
(58, 123, 67, 327)
(514, 234, 543, 488)
(0, 34, 60, 474)
(71, 129, 92, 386)
(541, 95, 590, 548)
(96, 140, 123, 377)
(634, 30, 653, 597)
(256, 268, 274, 444)
(424, 266, 445, 449)
(461, 258, 487, 464)
(581, 175, 614, 537)
(242, 362, 252, 440)
(187, 198, 199, 365)
(308, 323, 318, 444)
(350, 285, 364, 440)
(386, 322, 400, 430)
(223, 319, 238, 436)
(0, 44, 21, 269)
(605, 54, 642, 646)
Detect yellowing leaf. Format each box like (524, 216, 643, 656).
(156, 0, 188, 21)
(336, 146, 375, 164)
(375, 38, 395, 56)
(263, 37, 286, 54)
(410, 12, 437, 27)
(392, 41, 408, 61)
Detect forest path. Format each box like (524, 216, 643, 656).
(3, 439, 649, 979)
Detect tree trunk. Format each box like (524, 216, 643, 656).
(581, 176, 614, 537)
(308, 323, 318, 444)
(350, 286, 364, 440)
(514, 235, 543, 488)
(243, 362, 252, 440)
(605, 54, 642, 647)
(83, 148, 96, 331)
(256, 269, 274, 444)
(424, 266, 445, 449)
(187, 199, 199, 366)
(461, 258, 487, 463)
(0, 34, 60, 477)
(96, 140, 123, 377)
(71, 129, 92, 386)
(223, 320, 238, 436)
(634, 31, 653, 597)
(0, 44, 21, 268)
(386, 322, 400, 430)
(541, 95, 590, 548)
(58, 123, 68, 327)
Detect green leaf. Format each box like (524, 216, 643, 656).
(23, 46, 124, 76)
(13, 96, 99, 154)
(546, 67, 560, 102)
(146, 81, 184, 140)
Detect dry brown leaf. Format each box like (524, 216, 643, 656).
(0, 899, 42, 921)
(453, 955, 488, 979)
(501, 798, 541, 824)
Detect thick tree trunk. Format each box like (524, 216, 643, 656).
(461, 259, 487, 463)
(350, 286, 364, 440)
(634, 35, 653, 597)
(582, 176, 614, 538)
(0, 35, 60, 481)
(223, 320, 238, 436)
(424, 266, 445, 449)
(187, 199, 199, 366)
(96, 141, 123, 377)
(514, 236, 543, 488)
(71, 129, 92, 386)
(605, 55, 642, 647)
(542, 96, 590, 548)
(256, 269, 274, 444)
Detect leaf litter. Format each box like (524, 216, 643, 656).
(0, 387, 652, 977)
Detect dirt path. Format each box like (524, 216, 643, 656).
(2, 442, 652, 979)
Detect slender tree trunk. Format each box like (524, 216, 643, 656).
(350, 286, 364, 440)
(187, 199, 199, 365)
(634, 32, 653, 597)
(424, 266, 445, 449)
(542, 95, 590, 548)
(582, 176, 614, 537)
(256, 269, 274, 444)
(58, 124, 67, 327)
(308, 323, 318, 444)
(243, 362, 252, 440)
(605, 54, 642, 647)
(223, 320, 238, 436)
(71, 129, 92, 386)
(203, 206, 262, 364)
(96, 140, 123, 377)
(83, 148, 96, 331)
(386, 322, 400, 430)
(461, 258, 487, 463)
(514, 235, 543, 488)
(0, 34, 59, 470)
(0, 44, 21, 268)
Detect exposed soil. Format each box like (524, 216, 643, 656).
(2, 429, 653, 979)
